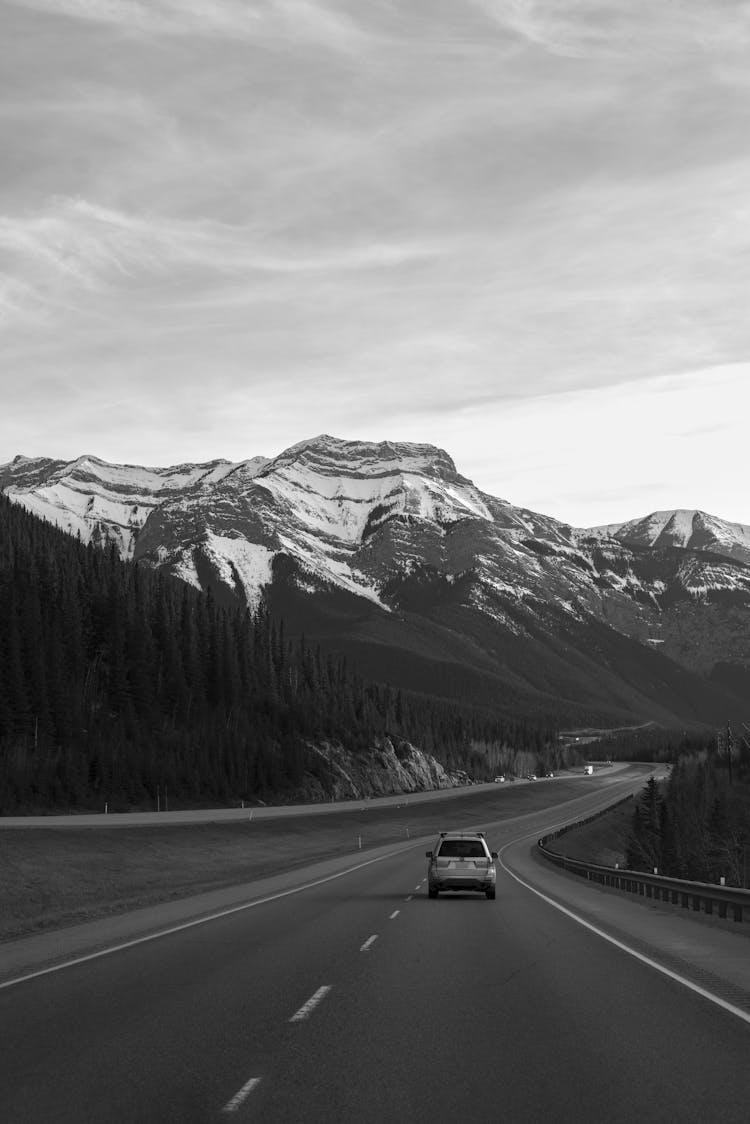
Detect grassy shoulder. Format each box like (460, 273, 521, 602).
(0, 781, 568, 942)
(0, 813, 407, 943)
(544, 797, 633, 867)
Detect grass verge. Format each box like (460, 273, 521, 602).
(544, 797, 633, 867)
(1, 781, 588, 942)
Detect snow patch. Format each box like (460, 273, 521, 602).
(277, 531, 389, 609)
(201, 533, 275, 609)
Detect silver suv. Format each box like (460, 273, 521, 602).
(426, 831, 497, 900)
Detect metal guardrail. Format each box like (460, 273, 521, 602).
(538, 793, 750, 923)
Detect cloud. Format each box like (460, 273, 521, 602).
(472, 0, 750, 59)
(7, 0, 370, 51)
(0, 193, 448, 329)
(445, 365, 750, 525)
(3, 0, 750, 530)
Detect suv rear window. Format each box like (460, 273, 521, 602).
(437, 840, 486, 858)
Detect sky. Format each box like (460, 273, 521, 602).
(2, 0, 750, 528)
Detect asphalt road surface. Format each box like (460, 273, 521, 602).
(0, 768, 612, 828)
(3, 773, 750, 1123)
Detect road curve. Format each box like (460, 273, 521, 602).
(3, 772, 749, 1123)
(0, 766, 631, 829)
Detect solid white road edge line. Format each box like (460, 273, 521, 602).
(0, 845, 416, 992)
(222, 1076, 261, 1114)
(499, 844, 750, 1029)
(360, 935, 378, 952)
(289, 985, 332, 1022)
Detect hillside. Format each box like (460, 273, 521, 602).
(3, 436, 750, 729)
(0, 494, 565, 812)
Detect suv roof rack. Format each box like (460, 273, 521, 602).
(439, 830, 484, 838)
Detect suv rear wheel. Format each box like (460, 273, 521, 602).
(485, 888, 496, 900)
(428, 886, 438, 899)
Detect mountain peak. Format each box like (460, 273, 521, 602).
(263, 434, 464, 486)
(582, 507, 750, 565)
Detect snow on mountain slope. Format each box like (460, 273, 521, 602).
(0, 453, 267, 560)
(130, 435, 508, 610)
(582, 509, 750, 566)
(3, 438, 750, 696)
(258, 435, 494, 542)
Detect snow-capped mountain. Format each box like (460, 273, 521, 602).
(2, 437, 749, 727)
(134, 435, 577, 613)
(0, 453, 267, 560)
(583, 509, 750, 567)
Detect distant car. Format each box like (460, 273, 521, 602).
(494, 775, 505, 783)
(426, 831, 497, 900)
(528, 774, 537, 781)
(546, 772, 554, 778)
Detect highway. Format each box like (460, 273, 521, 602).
(3, 771, 750, 1123)
(0, 773, 588, 828)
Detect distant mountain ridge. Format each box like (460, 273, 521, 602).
(3, 436, 749, 727)
(586, 509, 750, 566)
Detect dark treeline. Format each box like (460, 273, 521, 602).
(0, 495, 560, 811)
(627, 738, 750, 886)
(585, 725, 713, 764)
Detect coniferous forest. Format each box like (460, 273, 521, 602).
(627, 743, 750, 887)
(0, 495, 564, 812)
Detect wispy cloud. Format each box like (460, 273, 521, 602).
(7, 0, 370, 51)
(473, 0, 750, 58)
(426, 365, 750, 525)
(2, 0, 750, 523)
(0, 194, 446, 325)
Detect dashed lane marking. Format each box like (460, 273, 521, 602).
(360, 935, 378, 952)
(289, 985, 332, 1022)
(0, 845, 417, 992)
(405, 895, 413, 901)
(389, 910, 400, 919)
(222, 1076, 261, 1114)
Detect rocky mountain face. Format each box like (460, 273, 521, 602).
(3, 436, 749, 728)
(588, 509, 750, 566)
(297, 738, 471, 803)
